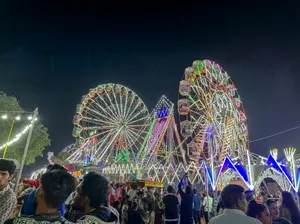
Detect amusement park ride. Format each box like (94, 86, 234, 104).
(43, 59, 300, 193)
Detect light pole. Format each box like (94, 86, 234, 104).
(14, 108, 38, 193)
(2, 119, 15, 158)
(0, 113, 35, 158)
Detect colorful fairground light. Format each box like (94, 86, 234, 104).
(177, 59, 253, 190)
(103, 95, 188, 182)
(68, 83, 151, 167)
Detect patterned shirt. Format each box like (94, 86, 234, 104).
(0, 184, 17, 224)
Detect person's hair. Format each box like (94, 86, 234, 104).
(245, 190, 254, 202)
(40, 170, 76, 209)
(47, 164, 67, 172)
(247, 200, 268, 219)
(167, 185, 173, 193)
(266, 199, 277, 207)
(137, 190, 144, 196)
(113, 200, 121, 209)
(193, 188, 197, 194)
(81, 172, 109, 208)
(281, 191, 300, 224)
(0, 159, 16, 175)
(186, 185, 192, 194)
(221, 184, 244, 208)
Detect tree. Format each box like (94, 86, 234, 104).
(0, 93, 51, 165)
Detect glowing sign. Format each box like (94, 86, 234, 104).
(157, 108, 169, 118)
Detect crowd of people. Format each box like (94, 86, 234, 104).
(1, 158, 300, 224)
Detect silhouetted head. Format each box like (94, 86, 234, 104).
(186, 185, 192, 194)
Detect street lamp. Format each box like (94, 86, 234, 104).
(2, 114, 7, 119)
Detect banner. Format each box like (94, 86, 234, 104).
(145, 180, 164, 188)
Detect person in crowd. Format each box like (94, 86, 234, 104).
(5, 170, 76, 224)
(71, 172, 118, 224)
(247, 200, 272, 224)
(154, 192, 164, 224)
(145, 188, 155, 224)
(0, 159, 17, 224)
(128, 184, 138, 200)
(257, 192, 267, 204)
(266, 199, 291, 224)
(112, 200, 121, 222)
(163, 185, 179, 224)
(121, 196, 130, 224)
(128, 201, 142, 224)
(138, 194, 152, 224)
(178, 174, 194, 224)
(193, 189, 201, 224)
(203, 192, 213, 224)
(209, 184, 262, 224)
(21, 163, 68, 216)
(245, 190, 255, 203)
(216, 200, 225, 215)
(280, 191, 300, 224)
(11, 179, 36, 218)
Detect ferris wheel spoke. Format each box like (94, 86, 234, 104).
(190, 109, 204, 117)
(92, 128, 119, 161)
(124, 132, 142, 162)
(112, 88, 122, 117)
(90, 97, 119, 123)
(124, 97, 135, 120)
(96, 127, 123, 162)
(85, 106, 114, 123)
(123, 132, 137, 159)
(95, 92, 119, 122)
(104, 89, 120, 119)
(82, 126, 116, 131)
(128, 126, 148, 135)
(90, 134, 112, 159)
(123, 91, 129, 118)
(82, 116, 117, 127)
(125, 103, 140, 123)
(127, 114, 148, 125)
(126, 129, 144, 152)
(119, 90, 124, 117)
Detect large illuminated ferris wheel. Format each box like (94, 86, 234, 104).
(178, 60, 249, 163)
(70, 83, 150, 165)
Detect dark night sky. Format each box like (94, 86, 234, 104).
(1, 2, 300, 174)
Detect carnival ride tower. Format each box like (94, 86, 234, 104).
(137, 96, 187, 179)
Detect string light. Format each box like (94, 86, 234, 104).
(0, 123, 33, 150)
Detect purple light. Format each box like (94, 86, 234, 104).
(147, 119, 166, 152)
(215, 156, 252, 190)
(266, 154, 296, 191)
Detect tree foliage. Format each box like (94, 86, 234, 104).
(0, 93, 51, 165)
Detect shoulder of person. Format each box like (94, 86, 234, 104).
(4, 217, 35, 224)
(78, 215, 103, 223)
(277, 217, 292, 224)
(248, 216, 263, 224)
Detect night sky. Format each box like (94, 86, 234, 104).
(1, 2, 300, 174)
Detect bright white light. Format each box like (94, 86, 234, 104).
(2, 114, 7, 119)
(0, 124, 31, 150)
(16, 116, 21, 121)
(28, 116, 32, 120)
(34, 117, 38, 121)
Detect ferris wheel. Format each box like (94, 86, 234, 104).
(71, 83, 150, 165)
(178, 60, 248, 163)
